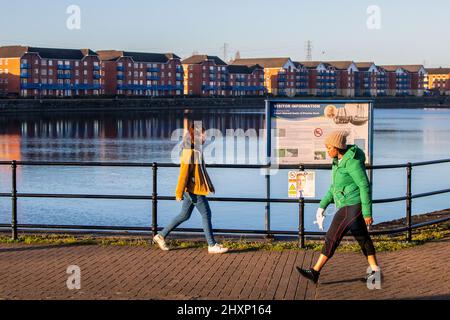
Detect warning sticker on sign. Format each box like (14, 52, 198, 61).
(288, 171, 316, 198)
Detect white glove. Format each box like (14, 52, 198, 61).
(314, 208, 326, 231)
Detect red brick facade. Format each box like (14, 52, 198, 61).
(97, 51, 183, 97)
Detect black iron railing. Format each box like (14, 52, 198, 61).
(0, 159, 449, 247)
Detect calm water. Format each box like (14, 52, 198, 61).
(0, 107, 449, 232)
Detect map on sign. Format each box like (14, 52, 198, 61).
(268, 101, 373, 165)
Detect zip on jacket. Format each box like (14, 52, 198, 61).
(175, 148, 215, 199)
(319, 145, 372, 218)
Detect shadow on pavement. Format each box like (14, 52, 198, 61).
(320, 277, 366, 285)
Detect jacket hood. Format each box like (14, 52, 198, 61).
(334, 145, 366, 166)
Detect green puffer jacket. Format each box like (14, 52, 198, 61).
(319, 145, 372, 218)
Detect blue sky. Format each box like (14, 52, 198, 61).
(1, 0, 449, 67)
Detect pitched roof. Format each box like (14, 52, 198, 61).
(231, 57, 291, 68)
(228, 64, 263, 74)
(297, 61, 332, 69)
(426, 67, 450, 75)
(182, 55, 227, 66)
(96, 50, 180, 62)
(379, 65, 406, 72)
(0, 45, 97, 59)
(396, 65, 425, 73)
(325, 61, 355, 70)
(354, 62, 375, 71)
(293, 61, 307, 69)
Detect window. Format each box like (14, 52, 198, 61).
(41, 60, 47, 66)
(75, 61, 79, 67)
(49, 60, 53, 66)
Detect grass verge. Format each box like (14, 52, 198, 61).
(0, 223, 448, 253)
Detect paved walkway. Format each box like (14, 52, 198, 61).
(0, 238, 449, 300)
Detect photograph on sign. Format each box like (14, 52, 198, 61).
(288, 171, 316, 198)
(270, 101, 371, 165)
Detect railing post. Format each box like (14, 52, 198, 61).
(265, 168, 272, 239)
(11, 160, 18, 241)
(298, 164, 305, 248)
(406, 162, 412, 242)
(299, 197, 305, 249)
(152, 162, 158, 237)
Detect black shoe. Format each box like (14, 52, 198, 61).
(296, 267, 320, 284)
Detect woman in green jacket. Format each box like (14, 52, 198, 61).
(296, 131, 381, 284)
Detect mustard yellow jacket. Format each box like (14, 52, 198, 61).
(175, 148, 215, 199)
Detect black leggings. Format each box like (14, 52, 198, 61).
(322, 203, 376, 259)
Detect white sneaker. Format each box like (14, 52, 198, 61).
(153, 234, 170, 251)
(208, 243, 229, 254)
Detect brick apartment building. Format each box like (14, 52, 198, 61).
(398, 65, 427, 96)
(426, 67, 450, 95)
(355, 62, 388, 97)
(182, 55, 228, 96)
(381, 65, 412, 96)
(381, 65, 426, 96)
(326, 61, 358, 97)
(226, 64, 266, 96)
(0, 46, 102, 97)
(299, 61, 337, 96)
(97, 50, 183, 97)
(231, 58, 308, 97)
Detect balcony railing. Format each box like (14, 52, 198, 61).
(57, 74, 72, 79)
(57, 65, 72, 70)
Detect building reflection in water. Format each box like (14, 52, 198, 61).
(0, 110, 265, 163)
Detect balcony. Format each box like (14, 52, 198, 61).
(176, 75, 183, 81)
(117, 74, 125, 80)
(20, 63, 30, 69)
(93, 65, 101, 71)
(201, 85, 217, 91)
(148, 67, 160, 72)
(57, 65, 72, 70)
(147, 76, 160, 81)
(21, 83, 41, 89)
(57, 73, 72, 79)
(93, 73, 101, 79)
(117, 66, 124, 71)
(20, 73, 31, 78)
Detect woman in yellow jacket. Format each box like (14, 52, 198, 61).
(153, 124, 229, 254)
